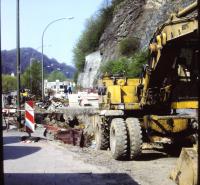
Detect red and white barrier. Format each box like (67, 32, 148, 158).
(25, 101, 35, 133)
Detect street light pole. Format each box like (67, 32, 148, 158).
(41, 17, 74, 100)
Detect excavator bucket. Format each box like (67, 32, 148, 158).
(170, 146, 197, 185)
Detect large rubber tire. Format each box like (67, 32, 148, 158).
(95, 117, 109, 150)
(110, 118, 128, 160)
(126, 118, 142, 160)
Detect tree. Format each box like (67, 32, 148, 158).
(73, 71, 79, 83)
(47, 70, 66, 82)
(21, 59, 42, 96)
(2, 75, 17, 93)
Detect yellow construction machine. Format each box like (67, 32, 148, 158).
(95, 1, 198, 183)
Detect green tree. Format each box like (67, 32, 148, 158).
(73, 71, 79, 83)
(73, 47, 85, 72)
(47, 70, 66, 82)
(2, 75, 17, 93)
(21, 59, 42, 96)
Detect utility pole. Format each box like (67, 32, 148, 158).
(0, 0, 4, 183)
(197, 1, 200, 185)
(16, 0, 21, 129)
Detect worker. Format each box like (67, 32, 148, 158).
(20, 89, 28, 104)
(7, 94, 12, 106)
(98, 82, 107, 96)
(68, 84, 72, 94)
(64, 85, 68, 98)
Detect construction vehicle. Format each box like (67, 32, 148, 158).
(95, 0, 198, 170)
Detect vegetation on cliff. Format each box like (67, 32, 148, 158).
(119, 37, 140, 57)
(100, 49, 148, 77)
(73, 0, 125, 80)
(73, 0, 148, 82)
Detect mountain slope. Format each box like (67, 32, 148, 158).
(1, 47, 76, 78)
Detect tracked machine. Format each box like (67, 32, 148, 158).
(95, 0, 199, 175)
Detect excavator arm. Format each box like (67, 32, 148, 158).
(139, 1, 198, 109)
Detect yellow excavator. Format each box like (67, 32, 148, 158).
(96, 1, 198, 185)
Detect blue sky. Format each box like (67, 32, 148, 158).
(1, 0, 104, 66)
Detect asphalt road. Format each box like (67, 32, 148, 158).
(3, 128, 137, 185)
(3, 126, 176, 185)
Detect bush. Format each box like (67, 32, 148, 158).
(119, 37, 140, 56)
(127, 50, 149, 77)
(100, 57, 129, 75)
(100, 49, 149, 77)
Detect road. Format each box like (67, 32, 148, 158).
(3, 127, 177, 185)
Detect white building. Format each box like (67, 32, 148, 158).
(44, 79, 75, 98)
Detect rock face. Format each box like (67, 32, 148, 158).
(99, 0, 194, 63)
(77, 51, 102, 88)
(78, 0, 194, 87)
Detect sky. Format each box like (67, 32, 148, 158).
(1, 0, 104, 66)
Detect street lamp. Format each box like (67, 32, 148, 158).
(41, 17, 74, 100)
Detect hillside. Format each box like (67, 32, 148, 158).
(1, 48, 76, 78)
(76, 0, 195, 87)
(99, 0, 195, 62)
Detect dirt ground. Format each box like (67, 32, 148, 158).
(58, 142, 177, 185)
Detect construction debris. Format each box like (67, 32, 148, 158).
(55, 129, 84, 146)
(21, 136, 40, 143)
(43, 125, 60, 141)
(34, 96, 99, 147)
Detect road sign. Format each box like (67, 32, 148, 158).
(25, 101, 35, 133)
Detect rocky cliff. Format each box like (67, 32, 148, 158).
(78, 0, 194, 88)
(99, 0, 195, 62)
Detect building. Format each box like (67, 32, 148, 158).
(44, 80, 75, 98)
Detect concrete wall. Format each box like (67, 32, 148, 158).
(77, 51, 102, 88)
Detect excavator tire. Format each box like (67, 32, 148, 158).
(110, 118, 128, 160)
(126, 118, 142, 160)
(95, 117, 109, 150)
